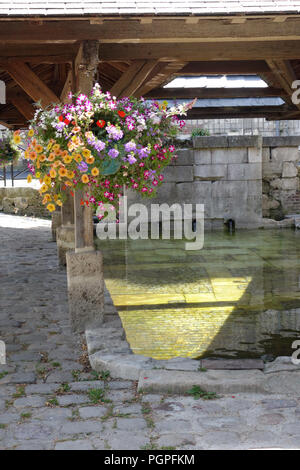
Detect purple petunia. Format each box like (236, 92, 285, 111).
(108, 148, 119, 159)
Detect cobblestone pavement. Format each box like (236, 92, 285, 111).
(1, 213, 300, 450)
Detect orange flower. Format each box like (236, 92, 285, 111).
(39, 154, 46, 162)
(29, 151, 37, 161)
(35, 144, 43, 154)
(81, 174, 89, 184)
(49, 169, 57, 178)
(48, 153, 55, 162)
(86, 156, 95, 165)
(59, 167, 68, 177)
(74, 154, 82, 163)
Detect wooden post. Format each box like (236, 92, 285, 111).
(73, 40, 99, 253)
(66, 40, 104, 332)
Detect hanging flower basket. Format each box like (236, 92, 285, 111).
(0, 131, 21, 166)
(18, 84, 195, 217)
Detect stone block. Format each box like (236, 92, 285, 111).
(14, 197, 29, 210)
(66, 250, 104, 332)
(194, 149, 211, 165)
(194, 164, 226, 180)
(262, 147, 271, 163)
(270, 177, 299, 191)
(176, 182, 212, 216)
(211, 148, 247, 164)
(227, 163, 261, 180)
(262, 160, 283, 177)
(263, 136, 300, 147)
(211, 180, 245, 199)
(282, 162, 298, 178)
(56, 224, 75, 267)
(193, 136, 228, 148)
(248, 147, 262, 163)
(247, 180, 262, 197)
(227, 135, 261, 148)
(163, 166, 193, 182)
(174, 149, 194, 165)
(271, 147, 300, 162)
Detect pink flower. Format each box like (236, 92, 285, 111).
(152, 180, 159, 186)
(159, 175, 164, 181)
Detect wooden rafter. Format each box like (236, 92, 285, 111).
(136, 61, 187, 97)
(266, 59, 300, 110)
(5, 62, 59, 106)
(176, 61, 270, 75)
(121, 60, 158, 97)
(110, 60, 146, 97)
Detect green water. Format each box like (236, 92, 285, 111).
(96, 229, 300, 359)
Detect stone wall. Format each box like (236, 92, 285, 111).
(0, 187, 49, 219)
(262, 137, 300, 219)
(127, 135, 300, 230)
(127, 136, 263, 230)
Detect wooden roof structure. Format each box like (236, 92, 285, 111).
(2, 1, 300, 126)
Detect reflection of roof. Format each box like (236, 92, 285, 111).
(158, 98, 284, 108)
(2, 1, 300, 17)
(165, 75, 269, 89)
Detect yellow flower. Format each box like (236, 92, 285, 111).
(35, 172, 41, 178)
(47, 142, 53, 151)
(27, 174, 32, 183)
(53, 144, 60, 152)
(63, 155, 73, 164)
(81, 174, 89, 184)
(56, 199, 63, 207)
(49, 169, 57, 178)
(82, 148, 91, 158)
(46, 203, 56, 212)
(91, 167, 99, 176)
(13, 134, 21, 144)
(86, 156, 95, 165)
(41, 184, 48, 193)
(28, 129, 34, 137)
(65, 181, 73, 187)
(67, 170, 75, 179)
(74, 154, 82, 163)
(43, 175, 51, 185)
(24, 150, 29, 159)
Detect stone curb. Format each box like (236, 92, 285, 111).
(86, 286, 300, 395)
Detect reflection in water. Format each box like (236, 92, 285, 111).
(96, 229, 300, 359)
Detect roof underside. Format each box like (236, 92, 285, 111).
(1, 6, 300, 126)
(2, 1, 300, 17)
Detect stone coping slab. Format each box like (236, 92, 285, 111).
(86, 288, 300, 395)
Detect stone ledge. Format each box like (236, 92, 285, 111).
(263, 136, 300, 147)
(193, 136, 261, 149)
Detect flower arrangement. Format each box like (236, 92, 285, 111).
(0, 131, 21, 166)
(18, 84, 195, 217)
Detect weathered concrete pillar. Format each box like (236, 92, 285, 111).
(51, 210, 62, 241)
(66, 250, 104, 332)
(66, 40, 104, 332)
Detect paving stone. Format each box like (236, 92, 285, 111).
(9, 372, 36, 384)
(70, 381, 105, 392)
(156, 433, 196, 448)
(116, 417, 147, 431)
(57, 394, 91, 406)
(55, 440, 94, 450)
(202, 359, 264, 370)
(257, 413, 285, 425)
(106, 431, 149, 450)
(79, 406, 108, 419)
(13, 396, 45, 409)
(60, 420, 103, 435)
(262, 399, 298, 410)
(25, 383, 59, 394)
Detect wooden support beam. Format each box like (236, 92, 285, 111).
(100, 41, 300, 61)
(10, 95, 35, 121)
(110, 60, 146, 97)
(121, 60, 158, 97)
(136, 61, 187, 96)
(0, 44, 77, 63)
(60, 69, 74, 102)
(266, 59, 299, 110)
(146, 87, 285, 99)
(73, 41, 99, 252)
(3, 17, 300, 43)
(5, 62, 59, 107)
(177, 61, 270, 75)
